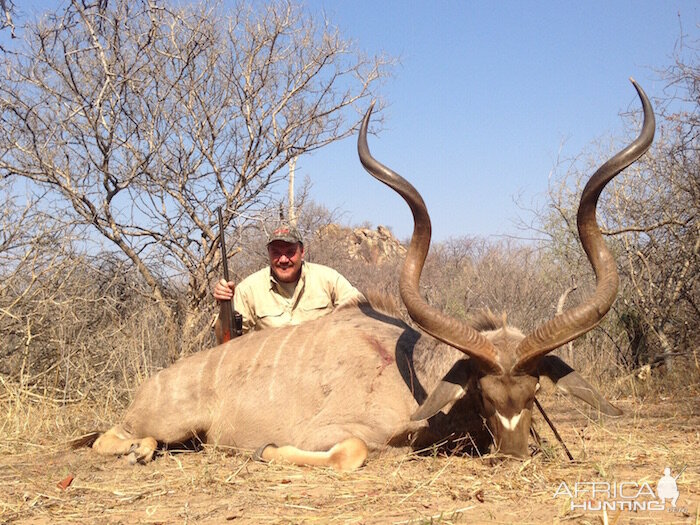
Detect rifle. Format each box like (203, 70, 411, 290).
(674, 465, 687, 480)
(217, 207, 243, 341)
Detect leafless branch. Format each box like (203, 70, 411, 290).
(0, 0, 393, 328)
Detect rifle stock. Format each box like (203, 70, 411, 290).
(217, 207, 243, 342)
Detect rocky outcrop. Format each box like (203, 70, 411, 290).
(316, 224, 406, 264)
(349, 225, 406, 264)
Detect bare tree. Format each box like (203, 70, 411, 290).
(0, 0, 15, 40)
(538, 39, 699, 372)
(0, 180, 82, 393)
(0, 0, 391, 343)
(1, 180, 189, 398)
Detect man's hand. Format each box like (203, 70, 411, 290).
(213, 279, 235, 302)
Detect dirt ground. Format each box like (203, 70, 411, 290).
(1, 388, 698, 525)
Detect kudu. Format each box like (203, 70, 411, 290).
(88, 80, 654, 470)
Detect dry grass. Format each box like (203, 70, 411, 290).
(1, 378, 698, 525)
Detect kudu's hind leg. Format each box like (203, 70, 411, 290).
(256, 437, 368, 472)
(92, 426, 158, 464)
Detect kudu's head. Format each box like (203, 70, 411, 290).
(358, 80, 655, 458)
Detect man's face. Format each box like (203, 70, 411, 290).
(267, 241, 304, 283)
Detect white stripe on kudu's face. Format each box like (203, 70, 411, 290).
(495, 410, 524, 431)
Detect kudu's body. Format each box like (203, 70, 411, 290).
(94, 300, 479, 469)
(91, 80, 654, 470)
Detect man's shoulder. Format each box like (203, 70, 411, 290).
(302, 262, 362, 303)
(304, 261, 341, 277)
(304, 262, 350, 286)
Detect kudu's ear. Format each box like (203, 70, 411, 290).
(410, 360, 473, 421)
(537, 355, 622, 416)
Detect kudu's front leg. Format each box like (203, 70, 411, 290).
(92, 425, 158, 464)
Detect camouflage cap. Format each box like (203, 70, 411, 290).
(267, 223, 303, 245)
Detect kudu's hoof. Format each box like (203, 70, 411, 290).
(252, 443, 277, 462)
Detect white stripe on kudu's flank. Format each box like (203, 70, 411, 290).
(293, 330, 312, 386)
(244, 331, 271, 382)
(213, 346, 227, 389)
(269, 326, 298, 401)
(234, 332, 273, 425)
(496, 410, 524, 431)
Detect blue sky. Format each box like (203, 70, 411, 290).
(298, 1, 698, 240)
(6, 1, 699, 241)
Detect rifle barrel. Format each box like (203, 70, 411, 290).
(217, 207, 236, 341)
(218, 207, 231, 282)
